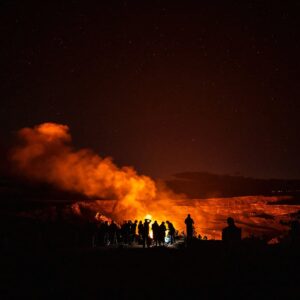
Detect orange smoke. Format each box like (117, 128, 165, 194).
(11, 123, 187, 232)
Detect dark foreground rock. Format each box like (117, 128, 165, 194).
(1, 241, 300, 299)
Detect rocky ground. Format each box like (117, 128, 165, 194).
(1, 239, 300, 299)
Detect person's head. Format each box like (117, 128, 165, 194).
(135, 220, 138, 224)
(188, 214, 191, 218)
(227, 217, 235, 226)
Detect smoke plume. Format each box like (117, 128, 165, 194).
(11, 123, 183, 225)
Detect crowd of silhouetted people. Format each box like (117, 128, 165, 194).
(92, 214, 246, 248)
(94, 218, 177, 248)
(83, 213, 300, 249)
(92, 213, 244, 248)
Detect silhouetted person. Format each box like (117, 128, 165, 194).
(109, 221, 118, 245)
(166, 221, 175, 244)
(185, 214, 194, 245)
(121, 220, 131, 244)
(131, 220, 138, 243)
(159, 222, 167, 246)
(138, 220, 143, 243)
(222, 217, 241, 246)
(143, 219, 151, 248)
(152, 221, 159, 246)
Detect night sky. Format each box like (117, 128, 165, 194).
(1, 1, 300, 179)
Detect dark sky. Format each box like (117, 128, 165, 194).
(1, 1, 300, 179)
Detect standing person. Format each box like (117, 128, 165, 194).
(143, 219, 151, 248)
(185, 214, 194, 245)
(222, 217, 241, 246)
(152, 221, 159, 246)
(121, 221, 127, 244)
(159, 222, 167, 246)
(138, 220, 144, 243)
(166, 221, 175, 245)
(131, 220, 138, 243)
(109, 221, 118, 245)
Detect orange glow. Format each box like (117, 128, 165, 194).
(11, 123, 186, 232)
(73, 195, 300, 239)
(11, 123, 300, 239)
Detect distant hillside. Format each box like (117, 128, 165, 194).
(166, 172, 300, 198)
(0, 176, 93, 212)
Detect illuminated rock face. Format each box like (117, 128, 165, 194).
(11, 123, 300, 240)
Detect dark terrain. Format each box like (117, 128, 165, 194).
(0, 216, 300, 299)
